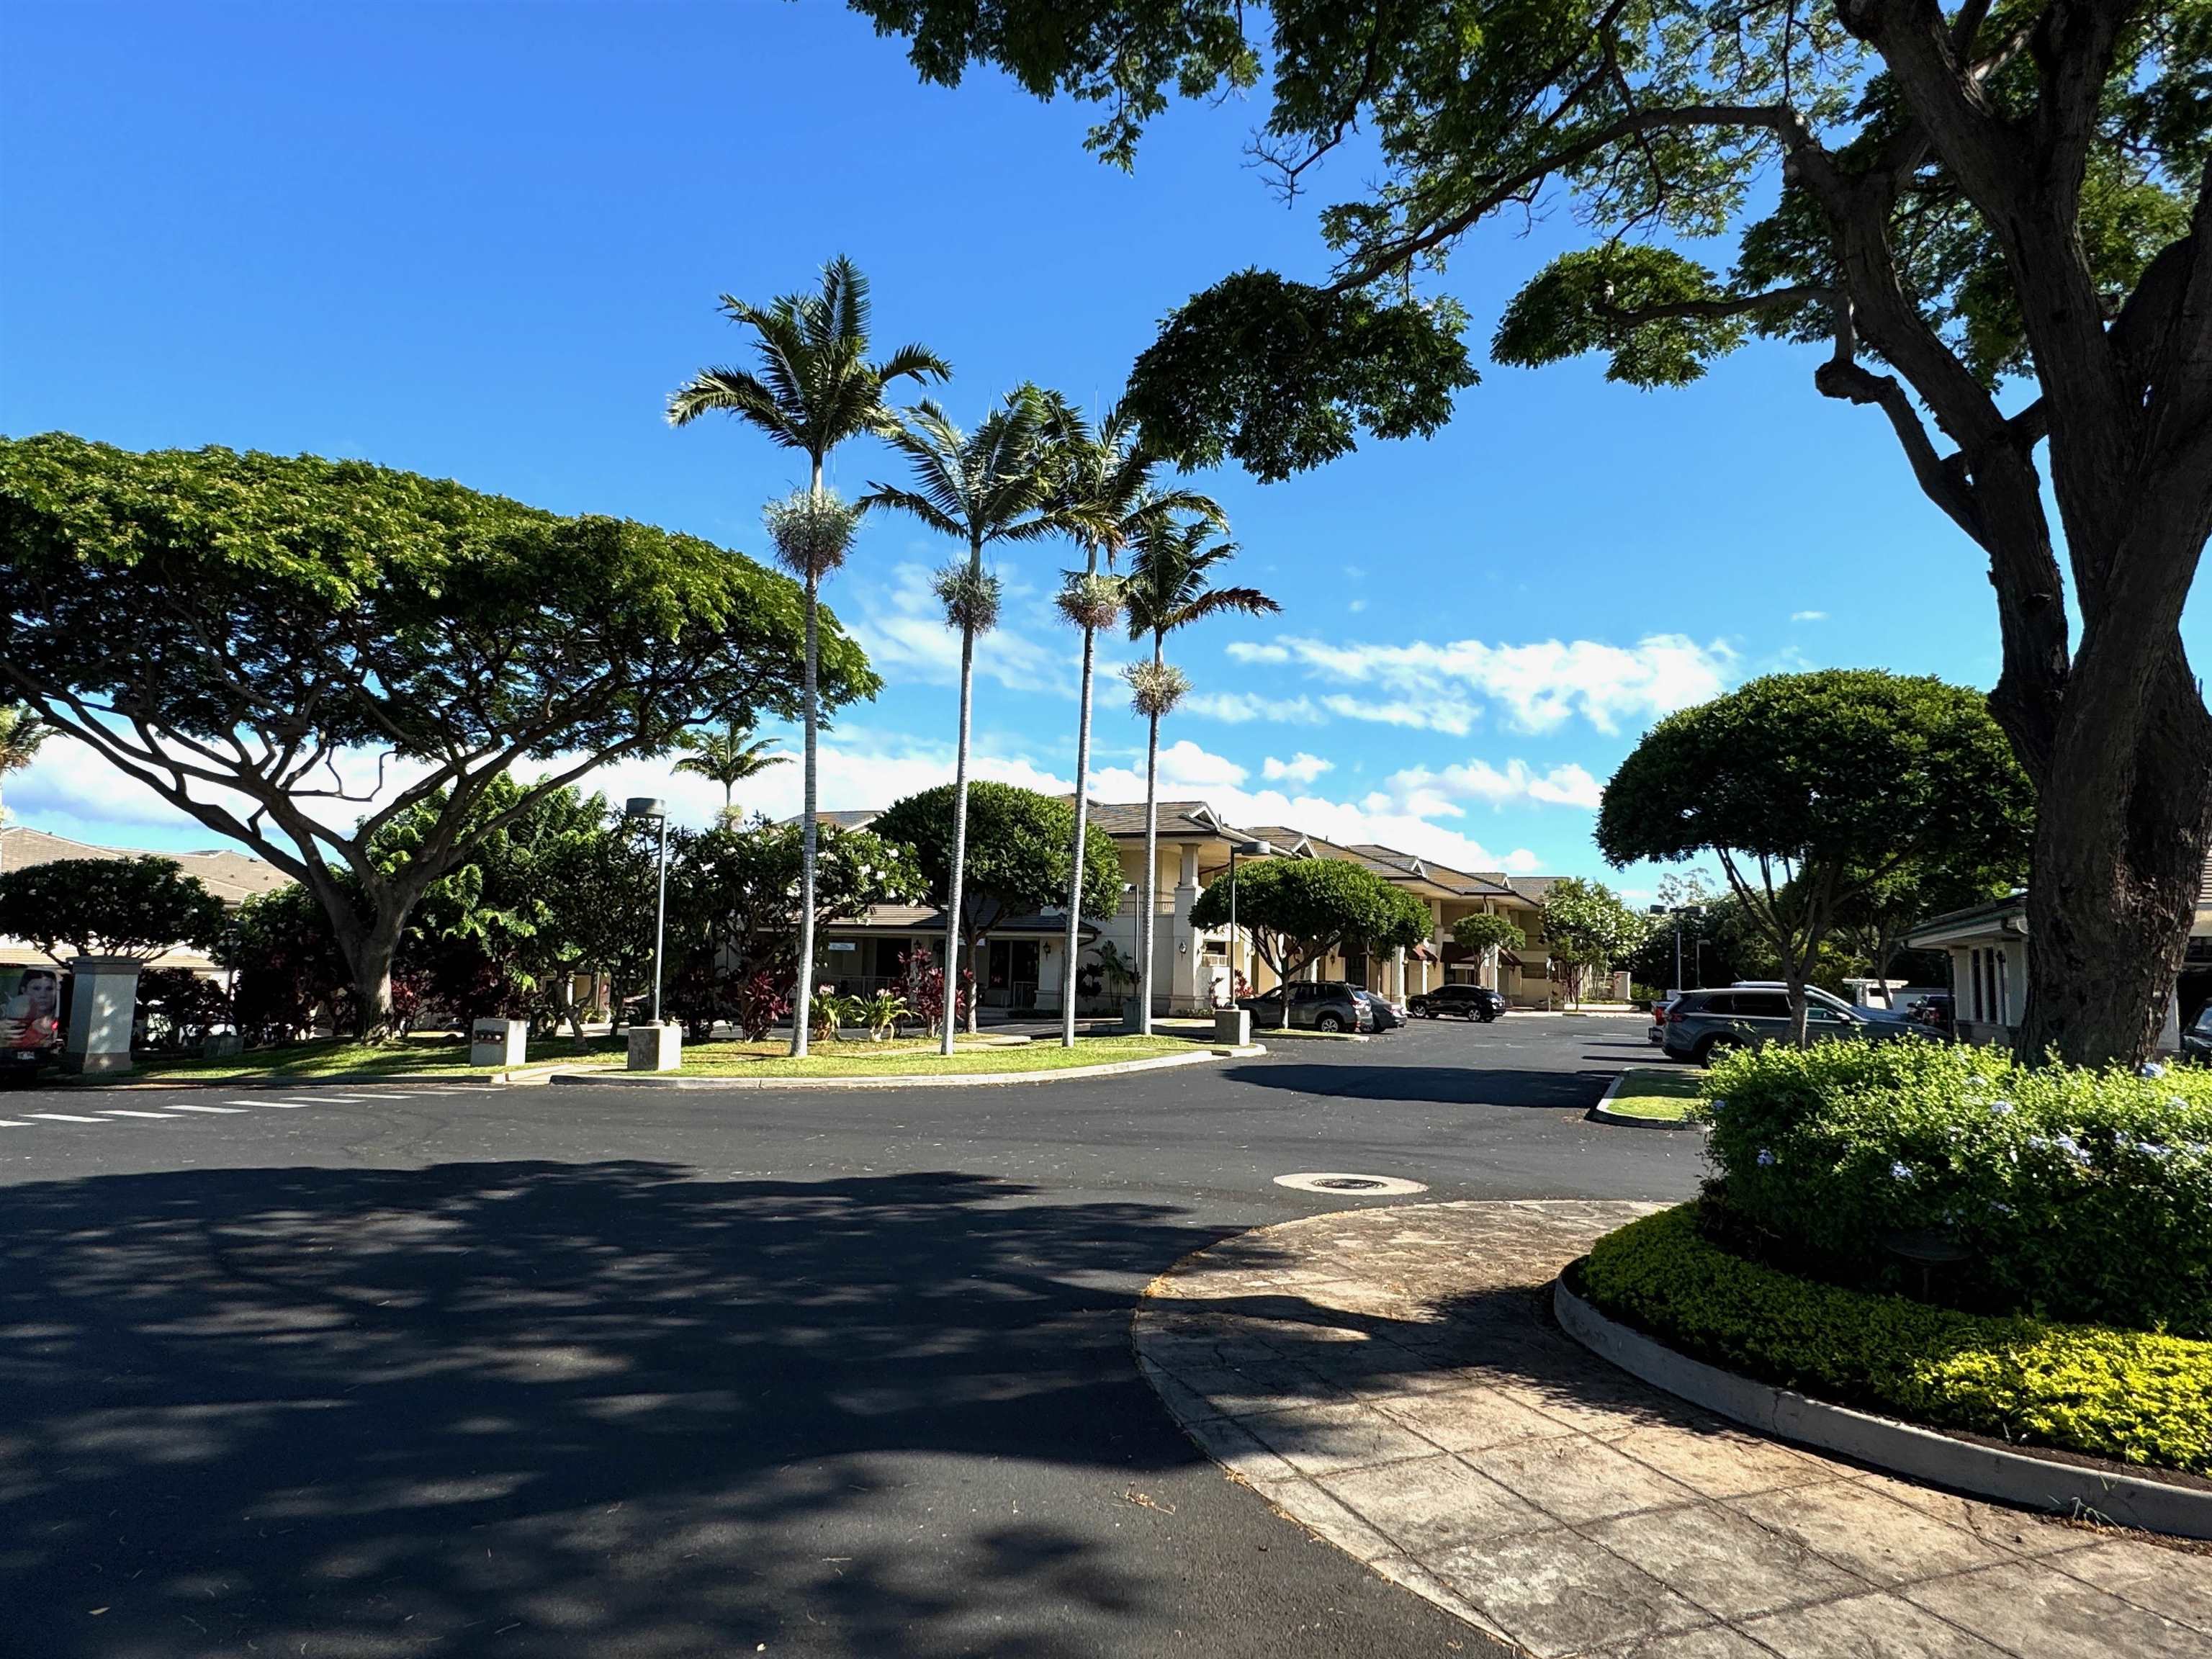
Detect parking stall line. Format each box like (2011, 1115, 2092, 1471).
(240, 1099, 315, 1108)
(163, 1103, 246, 1115)
(26, 1113, 107, 1124)
(101, 1110, 180, 1119)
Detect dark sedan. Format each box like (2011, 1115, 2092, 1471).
(1407, 984, 1506, 1022)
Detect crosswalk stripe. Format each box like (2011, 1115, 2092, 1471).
(248, 1100, 313, 1108)
(102, 1110, 179, 1119)
(26, 1112, 106, 1123)
(0, 1120, 29, 1128)
(164, 1103, 246, 1115)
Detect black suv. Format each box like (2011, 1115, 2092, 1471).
(1407, 984, 1506, 1022)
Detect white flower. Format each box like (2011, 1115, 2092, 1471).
(2141, 1062, 2167, 1079)
(1890, 1161, 1914, 1182)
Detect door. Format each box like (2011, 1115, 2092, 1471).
(985, 940, 1041, 1011)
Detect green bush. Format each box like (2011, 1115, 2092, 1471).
(1582, 1205, 2212, 1474)
(1701, 1041, 2212, 1336)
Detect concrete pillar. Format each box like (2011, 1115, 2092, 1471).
(65, 956, 141, 1074)
(1390, 945, 1406, 1002)
(1171, 844, 1201, 1012)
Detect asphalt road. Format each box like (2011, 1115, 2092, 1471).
(0, 1017, 1704, 1659)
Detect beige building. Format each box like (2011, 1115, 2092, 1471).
(0, 825, 290, 971)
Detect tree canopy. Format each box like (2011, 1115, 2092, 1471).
(1598, 669, 2033, 1035)
(1451, 912, 1527, 956)
(1190, 855, 1429, 1015)
(1538, 877, 1650, 1006)
(0, 855, 227, 964)
(0, 433, 874, 1032)
(871, 783, 1123, 943)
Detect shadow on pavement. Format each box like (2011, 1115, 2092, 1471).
(1220, 1061, 1619, 1108)
(0, 1161, 1305, 1659)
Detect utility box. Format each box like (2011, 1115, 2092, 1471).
(470, 1017, 528, 1069)
(626, 1021, 682, 1071)
(65, 956, 141, 1074)
(1213, 1007, 1252, 1047)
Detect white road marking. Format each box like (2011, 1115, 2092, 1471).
(241, 1099, 315, 1108)
(163, 1103, 246, 1115)
(26, 1113, 107, 1124)
(0, 1119, 30, 1128)
(102, 1110, 179, 1119)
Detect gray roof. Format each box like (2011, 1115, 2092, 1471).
(776, 809, 883, 831)
(0, 825, 292, 904)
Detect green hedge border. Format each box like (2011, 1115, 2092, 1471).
(1581, 1204, 2212, 1476)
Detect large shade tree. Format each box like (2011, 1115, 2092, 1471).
(1189, 856, 1429, 1028)
(1120, 518, 1277, 1032)
(864, 389, 1069, 1051)
(1597, 670, 2034, 1044)
(871, 781, 1122, 1030)
(850, 0, 2212, 1066)
(0, 435, 873, 1035)
(1042, 397, 1226, 1046)
(669, 256, 947, 1056)
(0, 701, 46, 875)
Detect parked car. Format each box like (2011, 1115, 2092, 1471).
(1406, 984, 1505, 1022)
(2182, 1003, 2212, 1060)
(1, 965, 66, 1084)
(1658, 984, 1929, 1064)
(1646, 996, 1678, 1046)
(1238, 981, 1374, 1033)
(1354, 989, 1406, 1031)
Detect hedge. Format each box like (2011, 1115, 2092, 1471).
(1581, 1205, 2212, 1475)
(1700, 1042, 2212, 1336)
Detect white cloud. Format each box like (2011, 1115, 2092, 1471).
(1226, 641, 1291, 665)
(1382, 758, 1605, 813)
(845, 562, 1068, 696)
(1246, 632, 1734, 734)
(1790, 610, 1826, 623)
(1181, 691, 1322, 724)
(1262, 752, 1333, 786)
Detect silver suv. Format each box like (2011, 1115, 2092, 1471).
(1658, 984, 1926, 1063)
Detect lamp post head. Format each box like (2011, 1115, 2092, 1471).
(624, 797, 666, 821)
(1233, 840, 1274, 858)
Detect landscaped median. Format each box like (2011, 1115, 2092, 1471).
(554, 1032, 1258, 1088)
(70, 1034, 627, 1087)
(1560, 1040, 2212, 1534)
(1591, 1065, 1704, 1125)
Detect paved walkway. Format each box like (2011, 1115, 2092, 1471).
(1133, 1200, 2212, 1658)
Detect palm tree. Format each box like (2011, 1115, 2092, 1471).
(1121, 521, 1280, 1035)
(864, 386, 1065, 1052)
(673, 718, 790, 818)
(0, 702, 48, 878)
(1043, 399, 1226, 1046)
(668, 256, 948, 1057)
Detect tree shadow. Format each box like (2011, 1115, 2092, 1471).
(0, 1161, 1406, 1658)
(1220, 1062, 1621, 1108)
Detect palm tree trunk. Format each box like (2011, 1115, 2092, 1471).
(1058, 550, 1101, 1048)
(1136, 636, 1164, 1037)
(941, 557, 981, 1055)
(790, 459, 825, 1058)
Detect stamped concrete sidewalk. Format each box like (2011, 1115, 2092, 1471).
(1134, 1200, 2212, 1658)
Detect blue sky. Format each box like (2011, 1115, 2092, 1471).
(0, 1, 2141, 894)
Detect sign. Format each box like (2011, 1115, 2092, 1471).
(827, 941, 858, 953)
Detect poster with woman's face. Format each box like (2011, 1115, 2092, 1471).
(1, 969, 61, 1049)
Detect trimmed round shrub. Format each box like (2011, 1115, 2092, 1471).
(1582, 1205, 2212, 1474)
(1701, 1041, 2212, 1336)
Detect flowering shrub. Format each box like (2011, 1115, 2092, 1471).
(731, 972, 791, 1042)
(1701, 1041, 2212, 1336)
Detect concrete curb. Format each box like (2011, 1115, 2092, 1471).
(1585, 1072, 1702, 1130)
(549, 1043, 1266, 1090)
(1553, 1271, 2212, 1540)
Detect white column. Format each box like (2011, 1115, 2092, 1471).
(1390, 945, 1406, 1002)
(65, 956, 141, 1074)
(1171, 844, 1201, 1012)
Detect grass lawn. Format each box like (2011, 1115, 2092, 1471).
(115, 1033, 626, 1082)
(673, 1033, 1200, 1078)
(1605, 1066, 1706, 1120)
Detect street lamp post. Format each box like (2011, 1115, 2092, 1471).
(1647, 903, 1707, 993)
(624, 797, 676, 1069)
(1227, 840, 1273, 1001)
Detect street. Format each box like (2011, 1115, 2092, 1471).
(0, 1017, 1701, 1658)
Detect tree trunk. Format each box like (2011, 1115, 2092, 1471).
(1059, 566, 1100, 1048)
(941, 594, 979, 1056)
(1783, 974, 1810, 1049)
(2016, 644, 2212, 1064)
(1136, 640, 1163, 1037)
(791, 462, 825, 1059)
(342, 906, 409, 1041)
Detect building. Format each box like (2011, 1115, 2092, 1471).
(0, 825, 291, 971)
(800, 799, 1591, 1017)
(1905, 857, 2212, 1049)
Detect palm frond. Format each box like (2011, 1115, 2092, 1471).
(858, 482, 968, 542)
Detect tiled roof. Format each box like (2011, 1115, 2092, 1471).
(775, 809, 883, 831)
(0, 825, 291, 904)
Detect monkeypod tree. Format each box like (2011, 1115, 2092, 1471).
(1538, 878, 1650, 1008)
(852, 0, 2212, 1066)
(0, 855, 227, 963)
(1598, 670, 2033, 1046)
(871, 782, 1122, 1031)
(1189, 856, 1429, 1028)
(0, 434, 873, 1036)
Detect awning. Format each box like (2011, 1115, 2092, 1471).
(1409, 943, 1439, 963)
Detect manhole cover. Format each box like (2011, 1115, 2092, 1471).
(1272, 1172, 1429, 1196)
